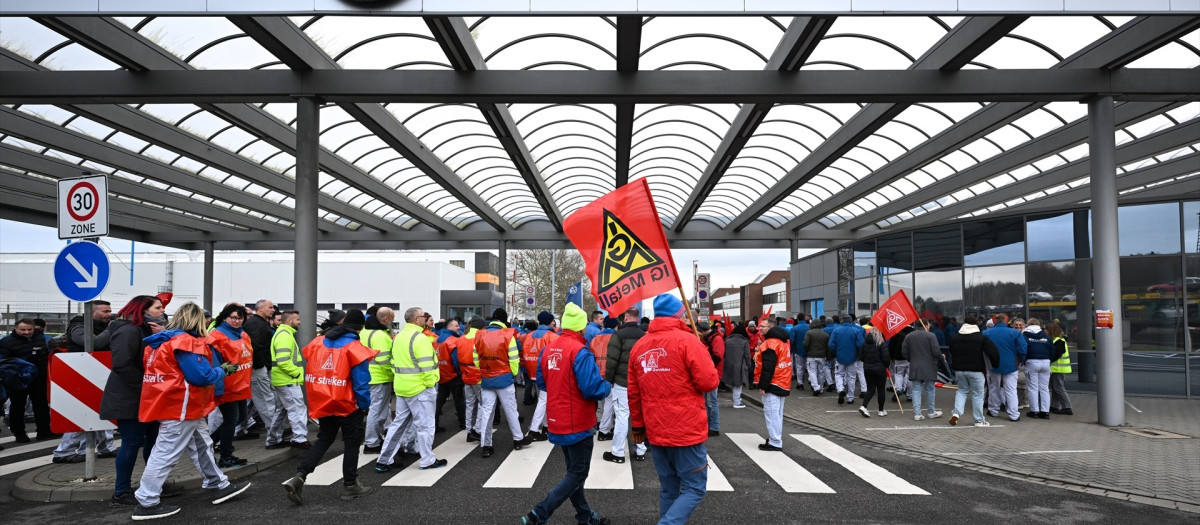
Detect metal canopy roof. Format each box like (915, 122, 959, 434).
(0, 12, 1197, 251)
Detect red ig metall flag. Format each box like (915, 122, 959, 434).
(871, 290, 920, 340)
(563, 178, 682, 315)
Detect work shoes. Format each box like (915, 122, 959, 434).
(340, 480, 372, 500)
(283, 474, 305, 505)
(602, 451, 626, 464)
(290, 441, 311, 450)
(480, 446, 495, 458)
(949, 414, 959, 426)
(513, 435, 533, 450)
(419, 458, 448, 470)
(210, 480, 251, 505)
(13, 433, 31, 443)
(757, 443, 782, 451)
(596, 432, 613, 441)
(132, 503, 181, 521)
(633, 453, 646, 461)
(520, 511, 544, 525)
(466, 431, 481, 443)
(363, 445, 382, 454)
(373, 462, 401, 473)
(265, 442, 290, 450)
(526, 430, 548, 442)
(584, 512, 611, 525)
(838, 391, 846, 405)
(53, 454, 84, 464)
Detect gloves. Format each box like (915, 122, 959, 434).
(631, 427, 646, 445)
(220, 362, 238, 375)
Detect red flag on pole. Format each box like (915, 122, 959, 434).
(871, 289, 920, 339)
(563, 178, 682, 316)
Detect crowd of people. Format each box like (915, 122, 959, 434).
(0, 291, 1074, 524)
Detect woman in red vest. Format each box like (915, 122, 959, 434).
(753, 322, 792, 452)
(207, 303, 254, 468)
(132, 302, 250, 520)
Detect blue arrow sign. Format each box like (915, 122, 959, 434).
(54, 241, 110, 302)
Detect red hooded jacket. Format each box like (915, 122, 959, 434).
(627, 317, 720, 448)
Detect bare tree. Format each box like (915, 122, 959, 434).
(506, 249, 597, 321)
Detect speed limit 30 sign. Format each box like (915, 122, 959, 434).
(58, 174, 109, 239)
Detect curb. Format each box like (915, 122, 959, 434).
(740, 393, 1200, 514)
(13, 448, 303, 502)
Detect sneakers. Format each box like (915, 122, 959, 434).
(480, 446, 495, 458)
(858, 406, 871, 418)
(520, 511, 544, 525)
(362, 445, 382, 454)
(290, 441, 311, 450)
(340, 480, 372, 500)
(596, 431, 613, 441)
(466, 431, 481, 443)
(161, 480, 184, 498)
(132, 503, 181, 520)
(812, 390, 821, 397)
(949, 414, 959, 426)
(373, 462, 400, 473)
(878, 410, 887, 417)
(283, 474, 305, 505)
(603, 451, 626, 464)
(211, 480, 251, 505)
(974, 420, 991, 427)
(526, 430, 548, 442)
(928, 410, 942, 419)
(584, 512, 611, 525)
(53, 454, 85, 464)
(633, 453, 646, 461)
(218, 456, 248, 468)
(110, 492, 137, 507)
(419, 458, 448, 470)
(757, 443, 782, 451)
(837, 391, 846, 405)
(732, 404, 746, 409)
(513, 435, 533, 450)
(1025, 410, 1039, 419)
(913, 415, 925, 421)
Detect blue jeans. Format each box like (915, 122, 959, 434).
(953, 371, 986, 423)
(911, 380, 937, 415)
(531, 436, 595, 524)
(649, 443, 708, 525)
(704, 390, 719, 431)
(114, 419, 159, 496)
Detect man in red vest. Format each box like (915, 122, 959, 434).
(282, 309, 377, 505)
(752, 319, 793, 451)
(474, 308, 532, 457)
(519, 303, 612, 525)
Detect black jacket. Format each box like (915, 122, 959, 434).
(98, 319, 151, 420)
(802, 326, 829, 359)
(888, 326, 913, 361)
(0, 331, 48, 370)
(67, 315, 112, 352)
(605, 322, 645, 387)
(756, 327, 791, 397)
(244, 314, 274, 369)
(948, 330, 1001, 373)
(861, 340, 890, 372)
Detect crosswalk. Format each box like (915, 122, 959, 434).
(0, 436, 63, 476)
(301, 431, 929, 495)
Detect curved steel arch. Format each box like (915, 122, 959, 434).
(629, 159, 706, 180)
(1003, 34, 1066, 62)
(635, 103, 735, 127)
(641, 34, 770, 63)
(629, 145, 711, 168)
(631, 118, 726, 142)
(514, 104, 616, 127)
(537, 154, 614, 175)
(728, 151, 796, 177)
(527, 132, 617, 154)
(397, 102, 483, 127)
(739, 138, 811, 166)
(522, 118, 616, 141)
(484, 33, 616, 63)
(416, 118, 492, 141)
(548, 178, 613, 198)
(522, 61, 596, 70)
(630, 132, 718, 156)
(386, 60, 454, 69)
(820, 33, 918, 64)
(332, 33, 439, 62)
(183, 33, 257, 63)
(534, 144, 617, 166)
(653, 61, 731, 71)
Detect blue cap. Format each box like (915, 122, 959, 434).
(653, 293, 685, 319)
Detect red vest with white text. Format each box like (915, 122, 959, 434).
(754, 338, 793, 392)
(302, 336, 377, 419)
(208, 330, 253, 403)
(540, 331, 596, 435)
(437, 336, 459, 384)
(476, 328, 515, 379)
(139, 333, 216, 423)
(520, 331, 558, 377)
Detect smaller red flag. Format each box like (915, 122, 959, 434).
(870, 290, 919, 340)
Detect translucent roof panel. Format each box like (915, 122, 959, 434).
(1125, 28, 1200, 69)
(632, 103, 738, 226)
(639, 17, 787, 71)
(470, 17, 615, 71)
(117, 17, 277, 70)
(300, 16, 448, 70)
(511, 103, 616, 217)
(971, 16, 1114, 69)
(804, 17, 950, 70)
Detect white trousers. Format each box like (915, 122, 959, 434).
(792, 359, 805, 386)
(364, 383, 394, 447)
(891, 360, 910, 396)
(608, 385, 647, 458)
(477, 384, 523, 448)
(1024, 360, 1052, 413)
(855, 361, 867, 393)
(463, 383, 482, 433)
(988, 372, 1020, 419)
(762, 393, 785, 448)
(598, 390, 615, 433)
(835, 363, 859, 400)
(806, 358, 828, 389)
(53, 430, 115, 457)
(266, 384, 309, 445)
(249, 367, 277, 433)
(378, 387, 438, 468)
(135, 418, 228, 506)
(731, 386, 744, 407)
(529, 389, 548, 432)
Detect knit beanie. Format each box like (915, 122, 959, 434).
(561, 303, 587, 332)
(537, 311, 554, 326)
(653, 293, 685, 319)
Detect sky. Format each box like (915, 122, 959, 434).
(0, 219, 809, 292)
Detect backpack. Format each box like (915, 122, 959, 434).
(0, 357, 37, 402)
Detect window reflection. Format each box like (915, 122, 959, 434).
(853, 241, 876, 278)
(877, 233, 912, 274)
(1027, 212, 1075, 261)
(964, 264, 1026, 322)
(914, 226, 962, 270)
(1184, 201, 1199, 255)
(1027, 261, 1083, 348)
(964, 217, 1025, 266)
(1119, 203, 1181, 256)
(853, 273, 912, 317)
(914, 269, 963, 333)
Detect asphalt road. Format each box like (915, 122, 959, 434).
(2, 395, 1193, 524)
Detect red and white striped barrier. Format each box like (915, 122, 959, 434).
(49, 352, 117, 433)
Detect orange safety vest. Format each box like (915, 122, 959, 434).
(437, 336, 459, 384)
(139, 333, 217, 423)
(475, 328, 515, 379)
(302, 336, 377, 419)
(456, 333, 481, 385)
(519, 331, 558, 377)
(589, 333, 612, 374)
(754, 338, 793, 392)
(208, 329, 253, 403)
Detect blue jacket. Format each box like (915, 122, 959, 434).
(789, 322, 810, 356)
(536, 331, 611, 446)
(829, 322, 864, 365)
(983, 323, 1028, 375)
(322, 330, 372, 411)
(1023, 327, 1054, 360)
(823, 323, 837, 337)
(435, 328, 459, 345)
(584, 322, 603, 345)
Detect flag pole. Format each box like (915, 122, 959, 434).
(677, 284, 703, 340)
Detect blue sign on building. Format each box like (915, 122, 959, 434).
(54, 241, 110, 302)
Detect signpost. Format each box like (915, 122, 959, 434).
(58, 174, 109, 240)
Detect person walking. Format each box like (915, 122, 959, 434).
(282, 309, 378, 504)
(265, 310, 310, 449)
(1022, 318, 1054, 420)
(519, 303, 612, 525)
(946, 314, 1000, 427)
(802, 320, 831, 397)
(902, 319, 943, 421)
(473, 309, 532, 458)
(829, 315, 863, 405)
(375, 308, 447, 472)
(788, 315, 810, 391)
(457, 316, 487, 443)
(434, 318, 467, 434)
(243, 300, 278, 439)
(752, 323, 791, 451)
(887, 324, 913, 403)
(0, 318, 53, 442)
(132, 303, 250, 520)
(1046, 323, 1073, 416)
(723, 326, 751, 408)
(206, 303, 254, 468)
(859, 328, 891, 417)
(983, 314, 1028, 422)
(601, 307, 648, 462)
(360, 307, 395, 454)
(100, 295, 169, 507)
(628, 294, 720, 525)
(700, 321, 724, 437)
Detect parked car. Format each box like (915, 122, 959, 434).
(1147, 278, 1199, 293)
(1027, 291, 1053, 302)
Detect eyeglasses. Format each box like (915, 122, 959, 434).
(227, 316, 244, 321)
